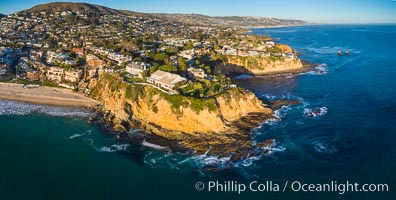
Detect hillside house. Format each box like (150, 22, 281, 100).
(147, 70, 186, 90)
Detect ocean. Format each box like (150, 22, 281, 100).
(0, 25, 395, 199)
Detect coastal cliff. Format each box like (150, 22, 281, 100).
(217, 56, 304, 75)
(90, 73, 275, 159)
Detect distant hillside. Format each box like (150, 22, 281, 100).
(147, 13, 307, 28)
(20, 2, 125, 16)
(0, 13, 5, 19)
(18, 2, 307, 28)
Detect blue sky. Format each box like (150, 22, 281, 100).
(0, 0, 395, 23)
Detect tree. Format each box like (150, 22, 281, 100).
(178, 57, 187, 71)
(154, 53, 167, 61)
(149, 63, 160, 75)
(192, 33, 204, 41)
(183, 41, 194, 50)
(164, 57, 170, 65)
(133, 57, 143, 62)
(159, 64, 178, 72)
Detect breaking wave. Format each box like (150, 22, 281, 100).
(234, 74, 254, 79)
(89, 142, 130, 153)
(303, 107, 328, 117)
(69, 130, 92, 139)
(141, 140, 170, 151)
(313, 142, 338, 154)
(301, 63, 328, 75)
(143, 141, 286, 170)
(0, 99, 91, 117)
(97, 144, 130, 153)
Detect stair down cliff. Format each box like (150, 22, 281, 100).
(90, 73, 275, 160)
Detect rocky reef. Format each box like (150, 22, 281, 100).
(90, 73, 275, 160)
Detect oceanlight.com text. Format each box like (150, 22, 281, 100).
(195, 181, 389, 194)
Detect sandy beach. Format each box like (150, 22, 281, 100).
(0, 83, 100, 108)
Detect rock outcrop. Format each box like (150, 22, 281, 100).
(217, 56, 304, 75)
(90, 73, 275, 159)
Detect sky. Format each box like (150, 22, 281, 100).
(0, 0, 395, 24)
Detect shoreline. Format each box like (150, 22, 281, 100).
(243, 24, 316, 31)
(226, 60, 315, 78)
(0, 83, 100, 108)
(254, 61, 314, 76)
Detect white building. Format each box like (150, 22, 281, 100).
(46, 67, 64, 82)
(64, 69, 82, 83)
(147, 70, 186, 90)
(126, 62, 151, 78)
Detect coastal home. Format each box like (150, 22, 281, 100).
(265, 41, 275, 47)
(285, 52, 296, 59)
(126, 62, 151, 78)
(26, 70, 40, 80)
(248, 51, 259, 57)
(169, 56, 178, 66)
(107, 51, 132, 65)
(46, 66, 64, 82)
(63, 59, 76, 66)
(238, 49, 249, 57)
(0, 68, 7, 76)
(260, 52, 270, 57)
(147, 70, 186, 90)
(224, 48, 238, 56)
(72, 48, 84, 55)
(178, 49, 196, 60)
(64, 69, 82, 83)
(86, 54, 106, 68)
(187, 66, 205, 79)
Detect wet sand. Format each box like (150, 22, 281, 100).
(0, 83, 100, 108)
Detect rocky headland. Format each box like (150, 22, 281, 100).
(215, 45, 312, 76)
(89, 73, 277, 160)
(218, 56, 304, 75)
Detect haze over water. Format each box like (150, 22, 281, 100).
(0, 24, 395, 199)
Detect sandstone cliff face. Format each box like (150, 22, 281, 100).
(90, 74, 274, 158)
(217, 56, 303, 75)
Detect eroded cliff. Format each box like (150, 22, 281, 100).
(217, 56, 304, 75)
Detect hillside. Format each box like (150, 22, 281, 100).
(0, 13, 5, 19)
(20, 2, 125, 16)
(148, 13, 307, 28)
(18, 2, 307, 28)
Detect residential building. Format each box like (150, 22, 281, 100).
(64, 69, 82, 83)
(26, 71, 40, 80)
(147, 70, 186, 90)
(86, 54, 106, 67)
(46, 66, 63, 82)
(126, 62, 151, 78)
(72, 48, 84, 55)
(187, 66, 205, 79)
(178, 49, 196, 60)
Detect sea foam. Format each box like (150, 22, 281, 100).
(313, 142, 338, 154)
(0, 99, 91, 117)
(97, 144, 130, 153)
(234, 74, 254, 79)
(303, 107, 328, 117)
(141, 140, 170, 151)
(69, 130, 92, 139)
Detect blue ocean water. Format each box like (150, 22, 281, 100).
(0, 25, 395, 199)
